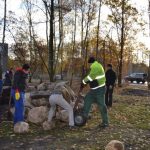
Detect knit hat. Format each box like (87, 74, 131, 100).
(107, 64, 112, 68)
(22, 64, 30, 70)
(88, 57, 95, 63)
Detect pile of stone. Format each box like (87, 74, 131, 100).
(13, 81, 84, 133)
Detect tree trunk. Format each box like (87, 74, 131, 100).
(0, 54, 2, 80)
(118, 0, 125, 87)
(148, 54, 150, 89)
(49, 0, 54, 82)
(102, 40, 106, 70)
(83, 0, 92, 74)
(2, 0, 7, 44)
(96, 0, 102, 59)
(81, 0, 85, 79)
(70, 0, 77, 87)
(148, 0, 150, 89)
(1, 0, 7, 78)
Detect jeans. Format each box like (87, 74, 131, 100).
(11, 89, 25, 124)
(48, 94, 74, 126)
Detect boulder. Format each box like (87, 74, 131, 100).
(37, 83, 48, 91)
(14, 122, 29, 133)
(56, 110, 68, 122)
(24, 93, 34, 109)
(47, 83, 56, 91)
(42, 121, 55, 130)
(105, 140, 124, 150)
(26, 85, 37, 92)
(30, 91, 51, 99)
(55, 81, 68, 88)
(28, 106, 49, 124)
(31, 98, 50, 107)
(24, 107, 31, 120)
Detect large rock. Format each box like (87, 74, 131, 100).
(42, 121, 55, 130)
(47, 83, 56, 91)
(24, 93, 34, 109)
(26, 85, 37, 92)
(105, 140, 124, 150)
(14, 122, 29, 133)
(28, 106, 49, 124)
(37, 83, 48, 91)
(55, 81, 68, 87)
(31, 98, 50, 107)
(56, 110, 69, 122)
(30, 91, 51, 99)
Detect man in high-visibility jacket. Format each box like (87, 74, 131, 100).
(80, 56, 109, 128)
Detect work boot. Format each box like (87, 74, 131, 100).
(69, 126, 78, 130)
(98, 123, 109, 129)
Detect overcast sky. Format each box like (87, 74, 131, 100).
(0, 0, 150, 49)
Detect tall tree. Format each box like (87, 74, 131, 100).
(0, 0, 7, 79)
(43, 0, 54, 81)
(24, 0, 38, 82)
(148, 0, 150, 89)
(49, 0, 54, 81)
(69, 0, 77, 86)
(105, 0, 141, 87)
(2, 0, 7, 44)
(96, 0, 102, 59)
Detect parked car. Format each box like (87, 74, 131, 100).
(124, 73, 147, 84)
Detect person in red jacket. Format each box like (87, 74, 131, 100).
(11, 64, 30, 124)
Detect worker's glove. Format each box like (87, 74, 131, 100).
(80, 82, 85, 91)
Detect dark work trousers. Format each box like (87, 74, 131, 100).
(105, 85, 114, 107)
(83, 86, 109, 125)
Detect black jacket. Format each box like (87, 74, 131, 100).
(12, 69, 28, 92)
(3, 71, 13, 86)
(105, 69, 117, 86)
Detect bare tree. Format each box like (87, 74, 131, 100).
(0, 0, 7, 79)
(148, 0, 150, 89)
(24, 0, 38, 82)
(43, 0, 54, 81)
(118, 0, 125, 87)
(96, 0, 102, 59)
(105, 0, 142, 87)
(69, 0, 77, 86)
